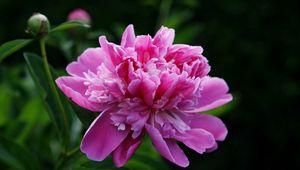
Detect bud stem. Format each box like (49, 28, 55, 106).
(39, 38, 70, 148)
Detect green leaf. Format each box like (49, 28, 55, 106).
(125, 136, 170, 170)
(0, 136, 42, 170)
(51, 21, 90, 33)
(0, 39, 33, 62)
(0, 84, 13, 126)
(24, 52, 72, 139)
(60, 152, 128, 170)
(70, 102, 96, 128)
(17, 98, 50, 144)
(24, 52, 95, 128)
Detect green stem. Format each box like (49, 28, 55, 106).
(55, 147, 80, 170)
(66, 146, 80, 156)
(39, 38, 70, 145)
(156, 0, 172, 29)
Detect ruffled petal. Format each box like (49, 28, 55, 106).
(145, 124, 189, 167)
(99, 36, 125, 66)
(153, 26, 175, 57)
(81, 108, 130, 161)
(121, 24, 135, 48)
(55, 76, 106, 112)
(112, 133, 143, 167)
(66, 48, 112, 77)
(165, 44, 210, 78)
(135, 35, 159, 63)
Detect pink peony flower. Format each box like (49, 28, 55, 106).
(67, 8, 91, 23)
(56, 25, 232, 167)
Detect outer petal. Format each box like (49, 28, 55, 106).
(66, 48, 112, 77)
(175, 129, 216, 154)
(187, 77, 232, 113)
(182, 113, 228, 141)
(121, 24, 135, 48)
(112, 133, 143, 167)
(55, 76, 106, 112)
(145, 124, 189, 167)
(81, 108, 130, 161)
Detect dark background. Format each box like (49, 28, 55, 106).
(1, 0, 299, 169)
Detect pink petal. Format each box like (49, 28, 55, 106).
(135, 35, 159, 63)
(127, 79, 142, 96)
(80, 108, 130, 161)
(141, 78, 158, 106)
(165, 45, 210, 78)
(206, 143, 218, 153)
(55, 76, 106, 112)
(183, 113, 228, 141)
(68, 8, 91, 22)
(121, 24, 135, 48)
(112, 133, 143, 167)
(145, 124, 189, 167)
(153, 26, 175, 57)
(99, 36, 125, 66)
(175, 129, 216, 154)
(66, 48, 112, 77)
(190, 77, 232, 112)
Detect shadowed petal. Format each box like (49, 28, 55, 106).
(206, 143, 218, 153)
(175, 129, 216, 154)
(141, 77, 158, 106)
(81, 108, 130, 161)
(183, 113, 228, 141)
(121, 24, 135, 48)
(55, 76, 106, 112)
(112, 133, 143, 167)
(145, 124, 189, 167)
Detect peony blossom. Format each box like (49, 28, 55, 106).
(67, 8, 91, 24)
(56, 25, 232, 167)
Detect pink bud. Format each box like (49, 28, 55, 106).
(67, 8, 91, 24)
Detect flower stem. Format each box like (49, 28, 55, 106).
(156, 0, 172, 29)
(39, 38, 70, 145)
(66, 146, 80, 156)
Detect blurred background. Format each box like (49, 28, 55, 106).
(0, 0, 299, 169)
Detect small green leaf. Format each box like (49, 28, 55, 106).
(0, 39, 33, 62)
(51, 21, 90, 33)
(0, 136, 42, 170)
(60, 152, 128, 170)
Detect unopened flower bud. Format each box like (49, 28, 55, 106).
(27, 13, 50, 37)
(67, 9, 91, 24)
